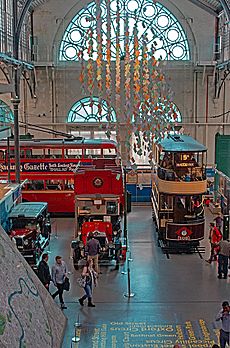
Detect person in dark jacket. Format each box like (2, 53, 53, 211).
(37, 253, 51, 291)
(86, 232, 101, 274)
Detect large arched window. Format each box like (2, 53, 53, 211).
(0, 100, 14, 123)
(60, 0, 190, 61)
(67, 96, 117, 123)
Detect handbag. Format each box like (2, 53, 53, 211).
(77, 276, 86, 288)
(63, 277, 70, 291)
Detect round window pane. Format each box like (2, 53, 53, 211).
(143, 5, 156, 17)
(110, 0, 117, 12)
(157, 15, 169, 28)
(70, 30, 82, 42)
(154, 48, 167, 60)
(127, 0, 139, 12)
(80, 16, 91, 28)
(65, 46, 77, 59)
(167, 29, 179, 42)
(153, 37, 163, 49)
(172, 45, 184, 58)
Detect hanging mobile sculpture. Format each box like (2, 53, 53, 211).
(79, 0, 178, 166)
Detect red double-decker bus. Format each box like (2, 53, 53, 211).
(0, 137, 123, 213)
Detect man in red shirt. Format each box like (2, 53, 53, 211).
(206, 222, 222, 264)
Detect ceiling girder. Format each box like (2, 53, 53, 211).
(186, 0, 218, 16)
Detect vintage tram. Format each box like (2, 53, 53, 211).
(151, 134, 207, 249)
(71, 165, 126, 269)
(0, 137, 120, 213)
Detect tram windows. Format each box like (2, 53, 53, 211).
(85, 148, 102, 158)
(46, 180, 63, 190)
(0, 150, 4, 160)
(26, 180, 45, 190)
(65, 148, 82, 159)
(160, 195, 173, 211)
(45, 148, 62, 159)
(29, 149, 44, 159)
(174, 198, 187, 222)
(64, 180, 74, 190)
(24, 149, 32, 158)
(160, 153, 173, 169)
(9, 149, 14, 158)
(103, 148, 116, 157)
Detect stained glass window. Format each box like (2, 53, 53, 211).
(67, 96, 116, 123)
(0, 100, 14, 123)
(60, 0, 190, 61)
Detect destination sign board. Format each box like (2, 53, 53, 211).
(0, 161, 91, 173)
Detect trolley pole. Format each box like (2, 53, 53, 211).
(12, 97, 21, 183)
(7, 136, 11, 183)
(12, 0, 35, 184)
(12, 0, 21, 184)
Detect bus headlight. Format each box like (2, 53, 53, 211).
(23, 239, 29, 246)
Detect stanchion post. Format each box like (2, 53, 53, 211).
(121, 254, 127, 275)
(53, 220, 58, 239)
(124, 251, 135, 298)
(75, 313, 81, 328)
(71, 321, 80, 344)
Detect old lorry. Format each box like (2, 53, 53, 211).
(8, 202, 51, 267)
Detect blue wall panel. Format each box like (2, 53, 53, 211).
(127, 184, 151, 202)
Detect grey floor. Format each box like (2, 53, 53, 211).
(46, 206, 228, 348)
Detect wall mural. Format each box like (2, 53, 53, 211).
(0, 227, 66, 348)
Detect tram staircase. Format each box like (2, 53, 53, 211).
(158, 239, 205, 259)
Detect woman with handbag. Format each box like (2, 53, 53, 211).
(78, 259, 97, 307)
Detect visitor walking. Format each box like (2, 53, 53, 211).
(78, 259, 97, 307)
(86, 232, 101, 274)
(51, 256, 68, 309)
(214, 213, 223, 232)
(217, 239, 230, 279)
(37, 253, 51, 291)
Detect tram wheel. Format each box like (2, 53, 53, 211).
(74, 263, 79, 270)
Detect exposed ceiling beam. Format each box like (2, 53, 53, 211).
(219, 0, 230, 22)
(186, 0, 218, 16)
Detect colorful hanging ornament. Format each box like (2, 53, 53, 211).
(96, 0, 103, 117)
(87, 27, 94, 97)
(115, 0, 121, 118)
(78, 1, 178, 163)
(105, 0, 112, 124)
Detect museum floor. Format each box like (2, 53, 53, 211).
(46, 206, 229, 348)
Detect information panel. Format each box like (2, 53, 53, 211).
(74, 320, 219, 348)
